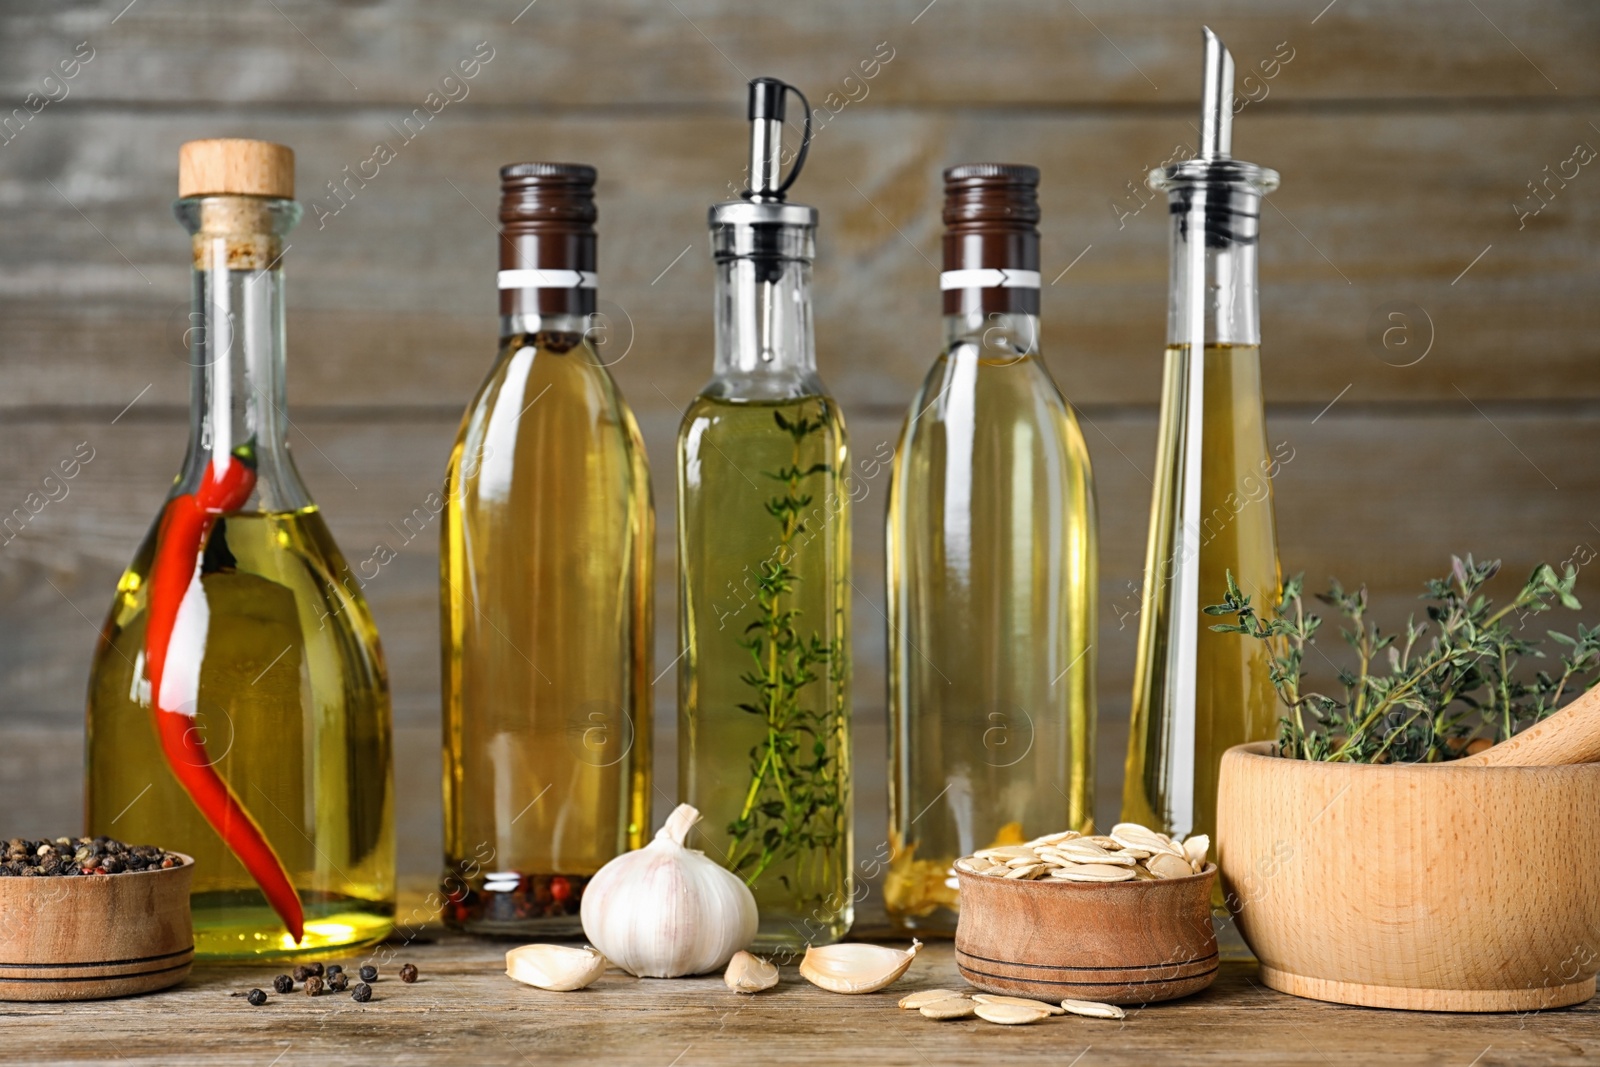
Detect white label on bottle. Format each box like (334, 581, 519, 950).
(938, 268, 1040, 291)
(497, 269, 598, 290)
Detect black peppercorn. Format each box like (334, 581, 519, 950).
(327, 972, 349, 992)
(246, 989, 267, 1006)
(359, 965, 377, 982)
(398, 963, 418, 983)
(351, 982, 372, 1003)
(325, 964, 343, 977)
(304, 961, 324, 977)
(292, 965, 312, 982)
(303, 975, 324, 997)
(273, 974, 294, 994)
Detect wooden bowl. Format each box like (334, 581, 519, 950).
(953, 864, 1219, 1004)
(0, 853, 195, 1001)
(1218, 743, 1600, 1012)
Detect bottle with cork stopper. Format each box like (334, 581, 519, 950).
(883, 163, 1099, 933)
(439, 163, 653, 936)
(86, 138, 396, 960)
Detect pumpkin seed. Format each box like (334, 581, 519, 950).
(1145, 852, 1194, 879)
(973, 994, 1065, 1016)
(1110, 823, 1184, 857)
(1003, 863, 1047, 880)
(920, 997, 977, 1020)
(974, 1002, 1050, 1025)
(899, 988, 963, 1009)
(1049, 863, 1138, 882)
(1060, 998, 1126, 1020)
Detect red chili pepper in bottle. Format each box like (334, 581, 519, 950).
(143, 446, 305, 943)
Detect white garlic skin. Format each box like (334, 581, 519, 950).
(580, 803, 758, 978)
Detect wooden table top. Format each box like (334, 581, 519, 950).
(4, 890, 1597, 1066)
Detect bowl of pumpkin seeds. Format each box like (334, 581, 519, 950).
(952, 822, 1217, 1005)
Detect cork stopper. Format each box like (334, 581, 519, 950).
(179, 139, 295, 199)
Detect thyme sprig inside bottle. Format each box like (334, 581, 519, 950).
(677, 78, 853, 948)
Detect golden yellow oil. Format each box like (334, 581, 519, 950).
(884, 346, 1097, 934)
(440, 330, 653, 936)
(677, 394, 852, 949)
(87, 508, 395, 960)
(1123, 343, 1283, 852)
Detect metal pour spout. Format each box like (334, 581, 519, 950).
(747, 77, 787, 201)
(1198, 27, 1235, 161)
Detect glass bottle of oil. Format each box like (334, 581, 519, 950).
(1123, 30, 1284, 852)
(884, 164, 1098, 935)
(440, 163, 652, 936)
(86, 139, 395, 960)
(677, 78, 852, 949)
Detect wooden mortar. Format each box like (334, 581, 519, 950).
(0, 854, 194, 1001)
(954, 865, 1218, 1005)
(1218, 742, 1600, 1011)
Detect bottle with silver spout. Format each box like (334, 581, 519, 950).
(1122, 29, 1284, 855)
(677, 78, 853, 948)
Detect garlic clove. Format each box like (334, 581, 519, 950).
(505, 944, 608, 991)
(798, 939, 922, 994)
(723, 950, 779, 994)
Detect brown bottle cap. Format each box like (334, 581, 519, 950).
(941, 163, 1040, 315)
(179, 139, 295, 199)
(498, 163, 598, 317)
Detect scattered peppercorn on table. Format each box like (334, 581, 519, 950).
(2, 884, 1595, 1065)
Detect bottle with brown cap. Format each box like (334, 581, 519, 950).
(883, 164, 1098, 933)
(86, 139, 396, 959)
(439, 163, 652, 936)
(676, 78, 852, 948)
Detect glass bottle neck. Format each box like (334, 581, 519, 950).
(942, 309, 1041, 363)
(175, 195, 310, 513)
(1160, 178, 1266, 346)
(499, 310, 593, 340)
(707, 253, 820, 400)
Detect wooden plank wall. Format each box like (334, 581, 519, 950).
(2, 0, 1597, 880)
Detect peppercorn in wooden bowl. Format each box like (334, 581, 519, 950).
(0, 838, 194, 1001)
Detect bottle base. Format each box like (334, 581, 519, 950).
(192, 892, 395, 962)
(748, 907, 852, 957)
(439, 871, 590, 935)
(886, 911, 957, 938)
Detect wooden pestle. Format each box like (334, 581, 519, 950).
(1458, 683, 1600, 766)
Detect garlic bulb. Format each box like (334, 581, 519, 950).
(799, 940, 922, 994)
(505, 944, 607, 991)
(580, 803, 758, 977)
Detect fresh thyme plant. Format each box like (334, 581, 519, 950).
(725, 408, 845, 887)
(1205, 556, 1600, 763)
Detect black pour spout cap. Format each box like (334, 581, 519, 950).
(748, 77, 787, 122)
